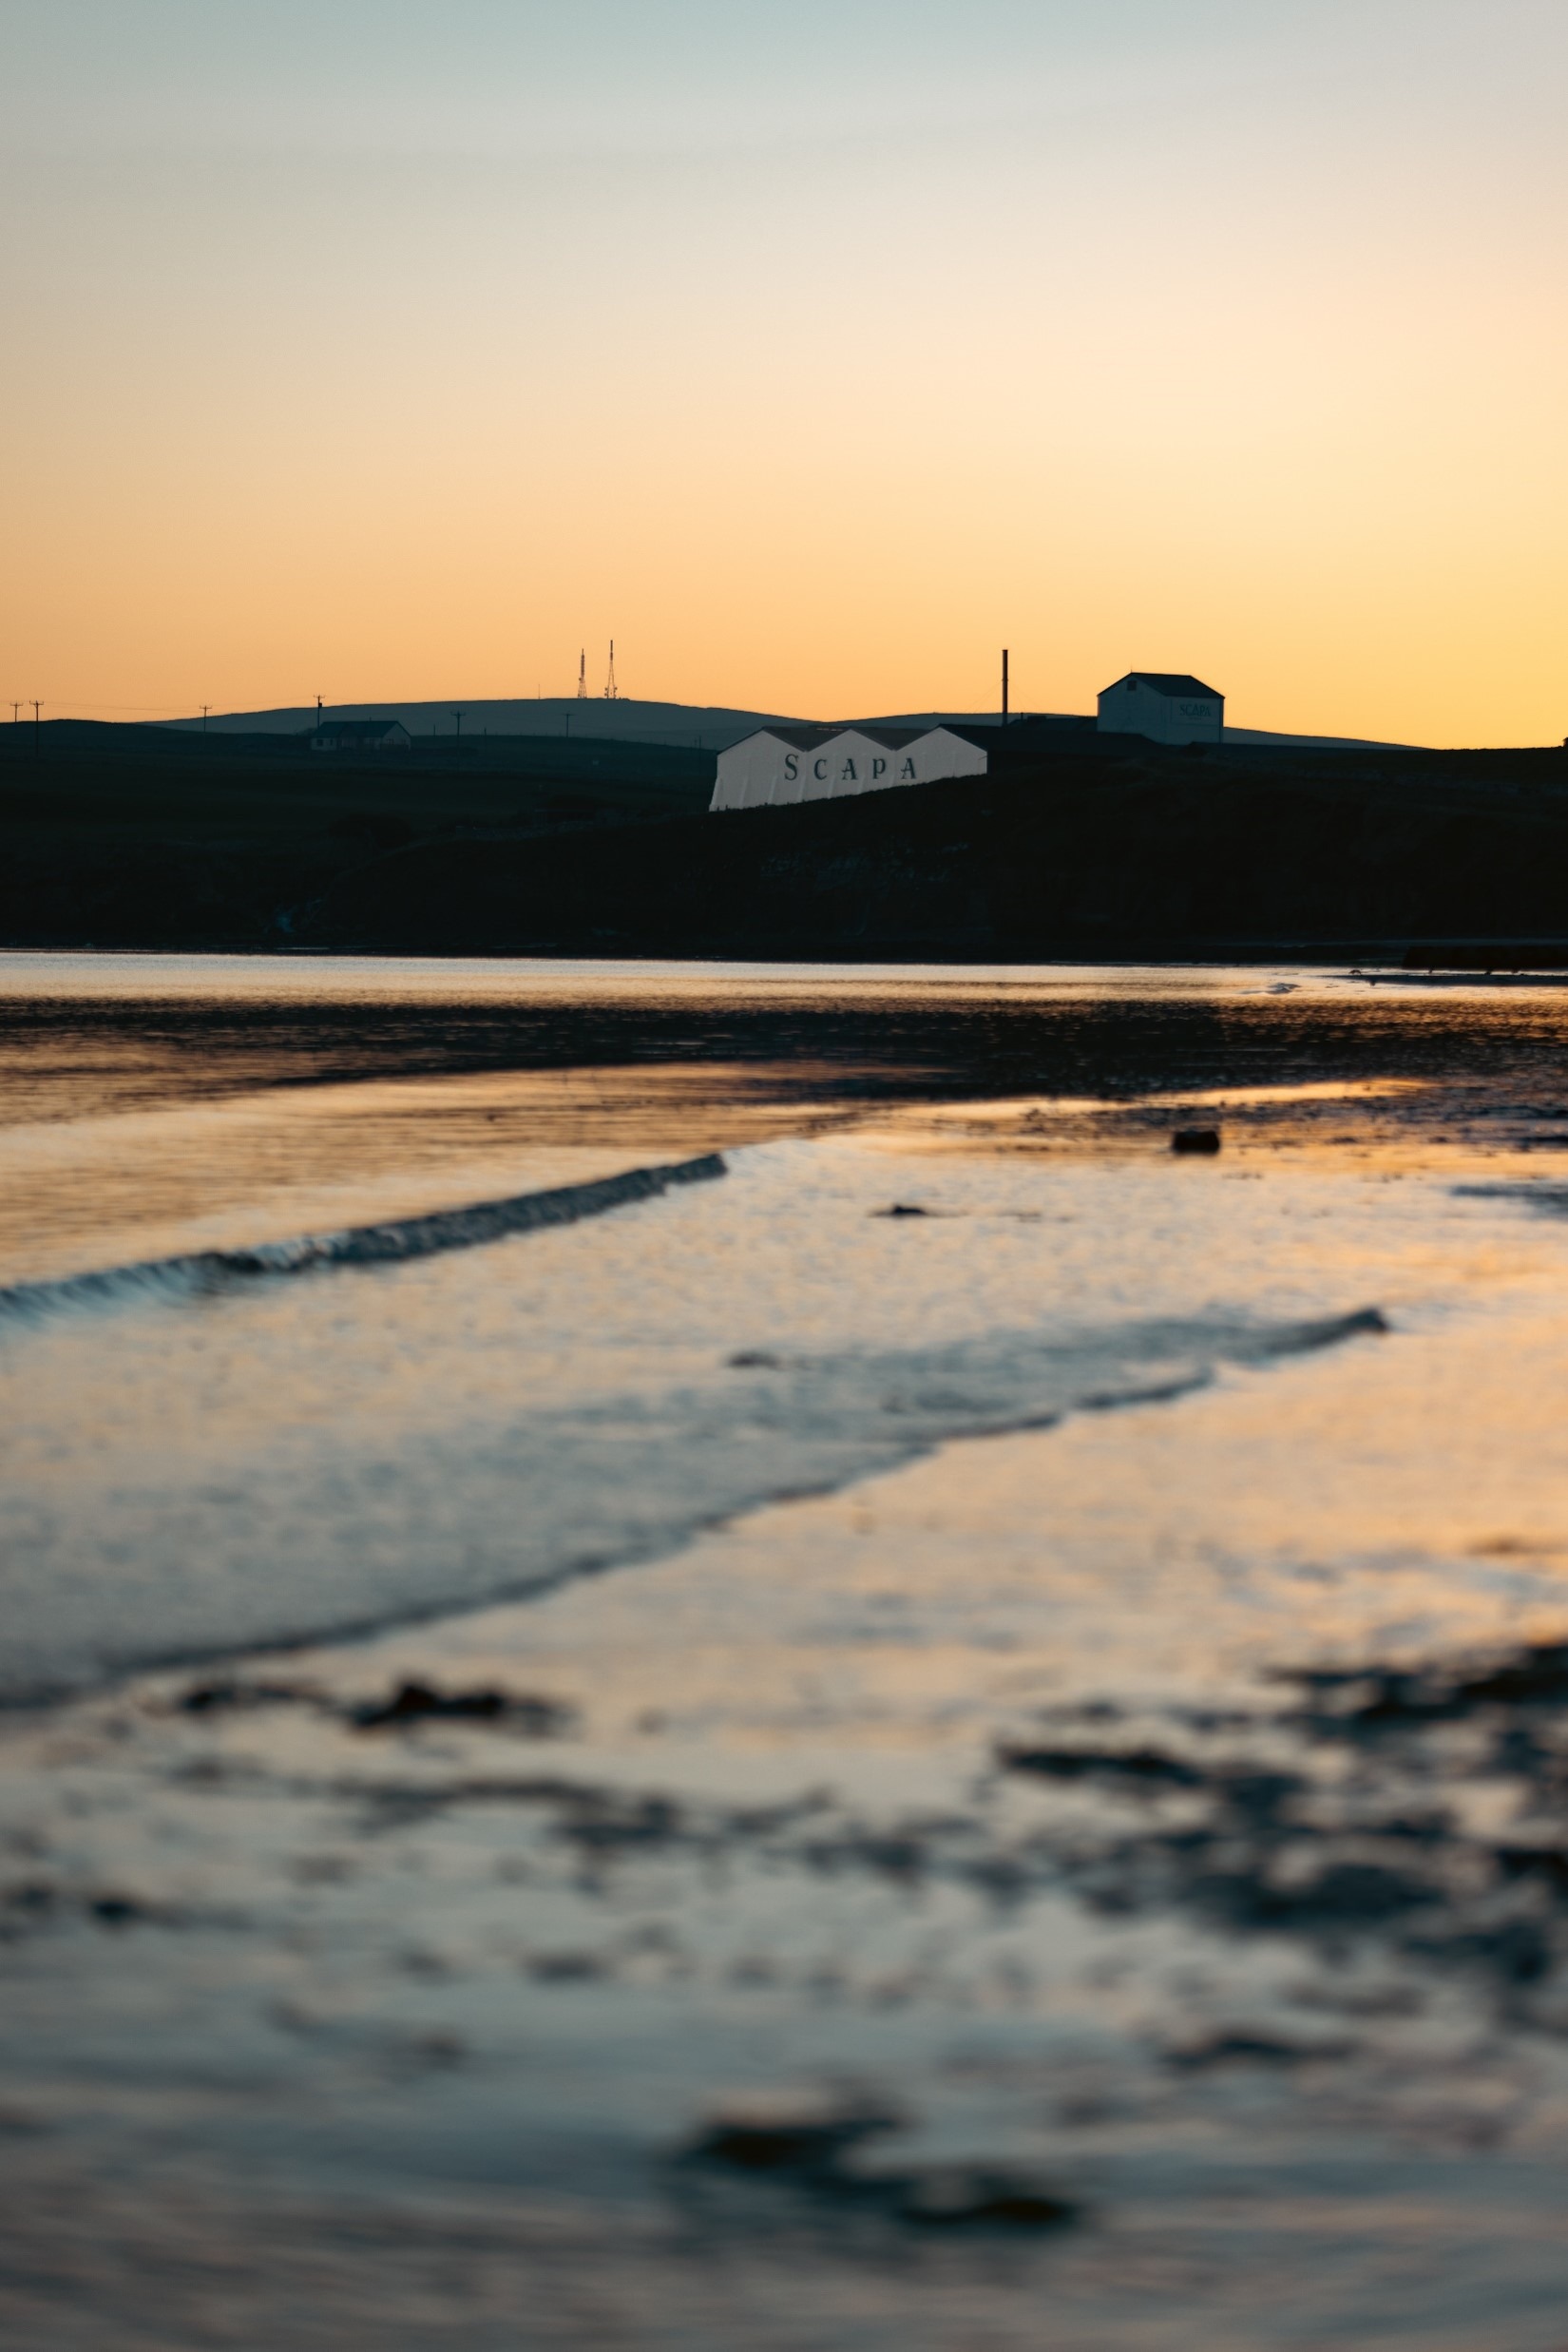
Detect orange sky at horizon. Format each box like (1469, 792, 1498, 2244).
(3, 2, 1565, 747)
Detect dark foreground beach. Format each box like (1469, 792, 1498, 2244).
(7, 956, 1568, 2348)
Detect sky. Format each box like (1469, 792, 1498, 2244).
(2, 0, 1565, 742)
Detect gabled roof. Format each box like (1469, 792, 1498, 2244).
(729, 724, 843, 752)
(725, 722, 933, 754)
(1106, 673, 1223, 701)
(829, 726, 929, 750)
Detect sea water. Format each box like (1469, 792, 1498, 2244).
(6, 953, 1568, 2347)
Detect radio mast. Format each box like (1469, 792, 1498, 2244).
(603, 641, 619, 700)
(576, 650, 587, 698)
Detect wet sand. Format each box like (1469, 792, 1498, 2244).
(7, 959, 1568, 2346)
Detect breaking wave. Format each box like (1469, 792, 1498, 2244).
(0, 1151, 727, 1332)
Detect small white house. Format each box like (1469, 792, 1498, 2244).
(1097, 674, 1223, 746)
(710, 723, 990, 812)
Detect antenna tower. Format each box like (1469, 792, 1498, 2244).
(576, 650, 587, 698)
(603, 640, 619, 700)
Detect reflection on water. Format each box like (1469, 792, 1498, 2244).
(6, 948, 1568, 1282)
(8, 950, 1568, 1135)
(7, 955, 1568, 2347)
(0, 1065, 860, 1288)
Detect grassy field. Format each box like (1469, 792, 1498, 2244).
(294, 735, 1568, 960)
(0, 721, 715, 947)
(0, 720, 714, 841)
(3, 720, 1566, 957)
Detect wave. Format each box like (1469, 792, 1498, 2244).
(1453, 1182, 1568, 1215)
(0, 1151, 728, 1332)
(721, 1306, 1390, 1443)
(0, 1294, 1392, 1706)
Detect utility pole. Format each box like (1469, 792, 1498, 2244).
(451, 710, 464, 742)
(31, 699, 41, 757)
(200, 703, 210, 735)
(1001, 650, 1009, 727)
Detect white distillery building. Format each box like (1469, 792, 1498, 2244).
(1097, 673, 1223, 745)
(710, 723, 991, 813)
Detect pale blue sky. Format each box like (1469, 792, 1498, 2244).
(7, 1, 1560, 156)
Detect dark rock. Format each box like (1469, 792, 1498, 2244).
(1194, 1858, 1431, 1930)
(3, 1883, 57, 1916)
(1495, 1846, 1568, 1898)
(176, 1678, 312, 1714)
(89, 1896, 146, 1927)
(1000, 1744, 1202, 1788)
(1172, 1127, 1222, 1154)
(1164, 2031, 1354, 2070)
(526, 1952, 606, 1983)
(556, 1793, 682, 1851)
(688, 2090, 900, 2177)
(1211, 1767, 1305, 1824)
(1456, 1646, 1568, 1708)
(351, 1681, 574, 1735)
(1285, 1641, 1568, 1733)
(894, 2170, 1077, 2229)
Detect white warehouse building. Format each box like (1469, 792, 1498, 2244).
(710, 723, 991, 813)
(1097, 673, 1223, 745)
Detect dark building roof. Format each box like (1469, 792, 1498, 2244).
(1106, 673, 1223, 701)
(842, 726, 933, 749)
(737, 724, 845, 751)
(737, 719, 959, 748)
(311, 718, 410, 740)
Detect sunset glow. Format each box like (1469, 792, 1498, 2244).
(4, 0, 1565, 743)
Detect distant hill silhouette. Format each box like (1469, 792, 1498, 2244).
(165, 697, 1412, 755)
